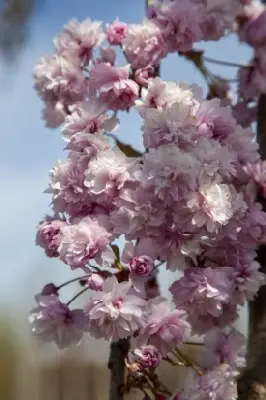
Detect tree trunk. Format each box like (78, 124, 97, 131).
(238, 96, 266, 400)
(108, 339, 130, 400)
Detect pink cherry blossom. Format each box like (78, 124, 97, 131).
(229, 260, 265, 304)
(36, 216, 66, 257)
(42, 101, 67, 128)
(122, 19, 167, 69)
(232, 102, 257, 127)
(195, 99, 236, 139)
(58, 216, 113, 269)
(106, 18, 128, 45)
(62, 97, 118, 139)
(151, 0, 204, 52)
(180, 364, 238, 400)
(84, 147, 141, 205)
(244, 161, 266, 197)
(46, 156, 90, 215)
(33, 54, 87, 104)
(55, 18, 105, 65)
(170, 267, 233, 333)
(85, 276, 147, 341)
(241, 10, 266, 47)
(187, 181, 234, 233)
(29, 295, 87, 349)
(84, 273, 104, 291)
(134, 345, 162, 368)
(90, 63, 139, 110)
(200, 327, 246, 369)
(138, 296, 190, 356)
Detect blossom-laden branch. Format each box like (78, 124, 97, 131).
(28, 0, 266, 399)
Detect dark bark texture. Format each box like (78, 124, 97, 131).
(108, 339, 130, 400)
(238, 95, 266, 400)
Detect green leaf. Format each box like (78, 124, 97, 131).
(111, 244, 123, 271)
(113, 137, 143, 158)
(111, 244, 120, 261)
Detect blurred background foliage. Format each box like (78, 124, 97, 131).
(0, 0, 41, 61)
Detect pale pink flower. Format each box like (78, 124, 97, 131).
(36, 216, 66, 257)
(136, 77, 202, 117)
(232, 102, 257, 127)
(29, 295, 87, 349)
(33, 55, 87, 104)
(62, 97, 118, 139)
(201, 0, 241, 41)
(142, 146, 199, 206)
(170, 267, 233, 333)
(152, 0, 204, 52)
(90, 63, 139, 110)
(134, 345, 162, 368)
(138, 296, 190, 356)
(121, 239, 157, 292)
(65, 132, 110, 160)
(200, 328, 246, 369)
(225, 125, 259, 165)
(58, 216, 113, 269)
(241, 10, 266, 47)
(85, 276, 147, 341)
(141, 102, 197, 149)
(106, 18, 128, 45)
(46, 156, 89, 215)
(42, 101, 67, 128)
(84, 273, 104, 291)
(122, 19, 167, 69)
(195, 99, 236, 139)
(244, 161, 266, 197)
(238, 61, 266, 101)
(55, 18, 105, 65)
(191, 137, 237, 180)
(181, 364, 238, 400)
(187, 181, 234, 232)
(84, 147, 140, 205)
(230, 261, 265, 304)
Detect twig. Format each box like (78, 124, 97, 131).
(66, 287, 89, 305)
(174, 348, 204, 376)
(204, 56, 251, 68)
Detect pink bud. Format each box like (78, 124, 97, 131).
(41, 283, 58, 296)
(36, 217, 66, 258)
(134, 345, 162, 368)
(86, 274, 104, 291)
(130, 256, 154, 277)
(106, 18, 128, 45)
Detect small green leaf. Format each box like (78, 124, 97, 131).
(111, 244, 120, 261)
(114, 138, 143, 158)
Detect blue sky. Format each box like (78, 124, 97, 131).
(0, 0, 251, 334)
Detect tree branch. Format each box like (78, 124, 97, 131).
(108, 339, 130, 400)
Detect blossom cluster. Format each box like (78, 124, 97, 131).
(30, 2, 266, 399)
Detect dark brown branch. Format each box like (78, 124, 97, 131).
(108, 339, 130, 400)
